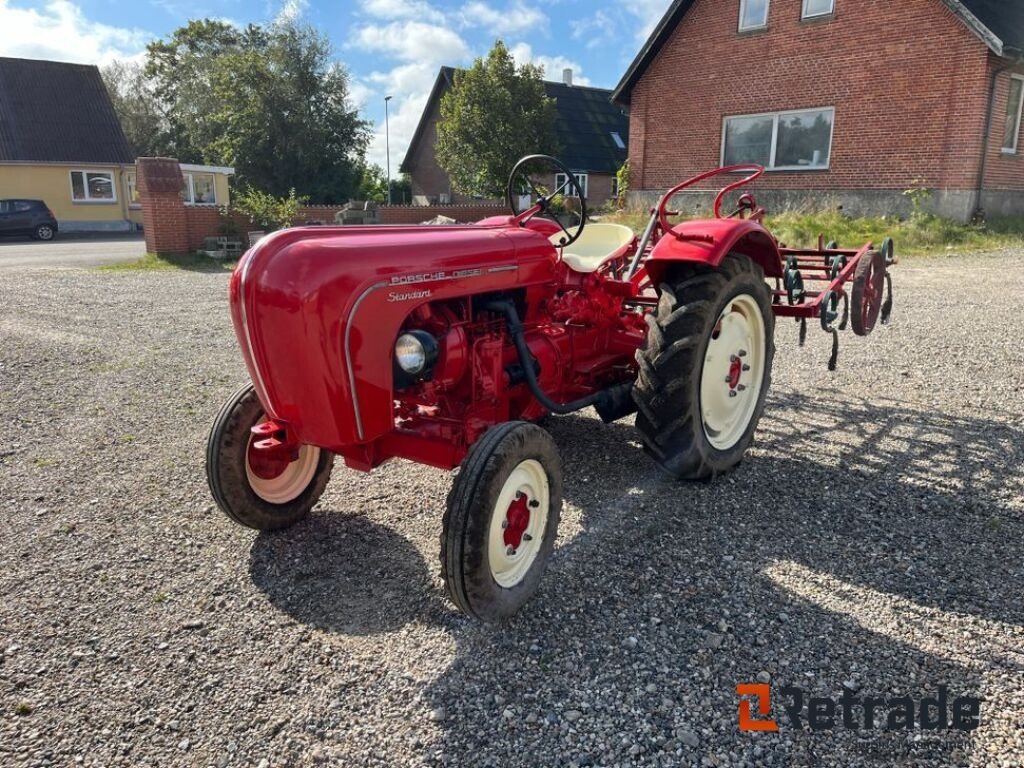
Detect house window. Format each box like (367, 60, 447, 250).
(802, 0, 833, 19)
(70, 170, 116, 202)
(739, 0, 769, 31)
(722, 107, 835, 170)
(1003, 76, 1024, 153)
(125, 171, 140, 207)
(554, 172, 589, 199)
(181, 172, 217, 205)
(610, 131, 626, 150)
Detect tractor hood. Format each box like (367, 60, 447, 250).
(229, 223, 557, 452)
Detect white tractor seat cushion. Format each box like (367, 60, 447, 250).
(550, 223, 636, 273)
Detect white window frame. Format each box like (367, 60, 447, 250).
(1002, 74, 1024, 154)
(801, 0, 834, 20)
(181, 172, 218, 206)
(721, 107, 835, 171)
(69, 169, 117, 203)
(554, 172, 589, 199)
(738, 0, 769, 31)
(125, 171, 140, 208)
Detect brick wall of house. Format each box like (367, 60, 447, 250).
(404, 98, 476, 204)
(981, 60, 1024, 197)
(625, 0, 1020, 219)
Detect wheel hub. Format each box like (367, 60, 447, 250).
(488, 460, 550, 588)
(699, 295, 766, 450)
(503, 492, 532, 551)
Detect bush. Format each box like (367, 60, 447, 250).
(232, 188, 308, 232)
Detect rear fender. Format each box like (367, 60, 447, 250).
(644, 218, 783, 286)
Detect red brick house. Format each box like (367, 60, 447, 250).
(612, 0, 1024, 222)
(402, 67, 629, 206)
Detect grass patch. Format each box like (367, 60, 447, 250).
(601, 209, 1024, 257)
(99, 252, 235, 273)
(15, 702, 32, 716)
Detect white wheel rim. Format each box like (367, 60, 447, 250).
(245, 415, 320, 504)
(699, 293, 766, 450)
(487, 459, 550, 589)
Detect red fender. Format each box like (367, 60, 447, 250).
(645, 218, 783, 286)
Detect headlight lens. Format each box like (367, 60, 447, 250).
(395, 333, 427, 374)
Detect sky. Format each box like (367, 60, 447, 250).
(0, 0, 671, 172)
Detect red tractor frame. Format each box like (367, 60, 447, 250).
(207, 155, 895, 621)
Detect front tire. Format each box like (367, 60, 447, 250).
(206, 384, 333, 530)
(34, 224, 55, 241)
(440, 422, 562, 621)
(633, 254, 775, 479)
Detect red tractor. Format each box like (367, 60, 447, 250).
(207, 156, 894, 621)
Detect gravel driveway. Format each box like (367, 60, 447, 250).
(0, 236, 144, 269)
(1, 252, 1022, 767)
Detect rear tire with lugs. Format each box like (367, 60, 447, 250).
(633, 254, 775, 480)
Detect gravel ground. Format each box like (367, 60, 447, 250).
(1, 251, 1022, 767)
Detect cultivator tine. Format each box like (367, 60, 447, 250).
(798, 318, 807, 346)
(881, 271, 894, 325)
(827, 330, 840, 372)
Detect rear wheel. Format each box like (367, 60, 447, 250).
(34, 224, 55, 241)
(850, 249, 885, 336)
(206, 384, 333, 530)
(633, 254, 775, 479)
(440, 422, 562, 621)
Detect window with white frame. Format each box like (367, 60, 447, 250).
(125, 171, 140, 207)
(802, 0, 833, 19)
(554, 172, 588, 199)
(70, 170, 116, 202)
(739, 0, 769, 31)
(722, 107, 834, 170)
(1003, 76, 1024, 153)
(181, 172, 217, 205)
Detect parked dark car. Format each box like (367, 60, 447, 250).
(0, 199, 58, 241)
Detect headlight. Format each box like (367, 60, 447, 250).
(395, 333, 427, 374)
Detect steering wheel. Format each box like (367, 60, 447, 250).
(506, 154, 588, 248)
(657, 164, 764, 235)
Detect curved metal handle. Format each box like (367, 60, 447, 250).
(657, 164, 764, 234)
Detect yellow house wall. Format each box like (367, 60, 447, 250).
(0, 163, 233, 230)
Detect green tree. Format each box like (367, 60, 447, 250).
(134, 18, 369, 202)
(435, 41, 558, 198)
(101, 60, 172, 158)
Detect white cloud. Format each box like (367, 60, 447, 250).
(0, 0, 150, 65)
(509, 42, 591, 86)
(570, 10, 618, 50)
(274, 0, 308, 25)
(459, 1, 547, 36)
(360, 0, 443, 23)
(624, 0, 671, 42)
(354, 21, 470, 64)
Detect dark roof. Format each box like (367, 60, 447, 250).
(0, 57, 134, 164)
(612, 0, 1024, 106)
(401, 66, 629, 175)
(959, 0, 1024, 53)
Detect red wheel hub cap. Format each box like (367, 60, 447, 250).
(247, 439, 291, 480)
(727, 357, 743, 389)
(503, 492, 531, 549)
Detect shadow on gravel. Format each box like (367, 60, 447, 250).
(248, 511, 444, 635)
(414, 391, 1022, 767)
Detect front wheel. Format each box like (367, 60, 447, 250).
(34, 224, 55, 241)
(206, 384, 334, 530)
(440, 422, 562, 621)
(633, 254, 775, 479)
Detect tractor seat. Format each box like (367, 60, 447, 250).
(550, 223, 636, 273)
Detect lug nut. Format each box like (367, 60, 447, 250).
(729, 391, 738, 398)
(528, 499, 540, 508)
(738, 349, 748, 357)
(506, 546, 517, 556)
(742, 364, 751, 371)
(523, 533, 533, 542)
(738, 384, 747, 392)
(501, 520, 509, 529)
(730, 354, 738, 363)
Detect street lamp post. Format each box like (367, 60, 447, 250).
(384, 95, 393, 206)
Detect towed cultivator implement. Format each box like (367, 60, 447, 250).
(207, 156, 896, 621)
